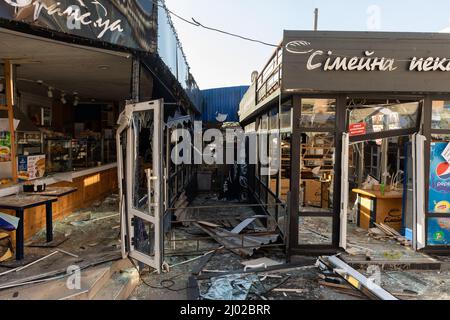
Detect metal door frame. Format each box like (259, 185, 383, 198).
(117, 99, 164, 273)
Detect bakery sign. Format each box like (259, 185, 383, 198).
(285, 40, 450, 72)
(2, 0, 124, 39)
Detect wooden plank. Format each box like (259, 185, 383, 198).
(91, 268, 139, 300)
(0, 265, 112, 300)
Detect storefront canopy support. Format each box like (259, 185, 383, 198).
(4, 60, 17, 183)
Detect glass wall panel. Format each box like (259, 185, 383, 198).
(349, 102, 420, 134)
(132, 111, 154, 216)
(432, 101, 450, 130)
(280, 133, 291, 203)
(269, 108, 279, 196)
(157, 8, 177, 76)
(299, 132, 335, 213)
(157, 7, 202, 110)
(280, 103, 292, 132)
(298, 216, 333, 245)
(301, 99, 336, 128)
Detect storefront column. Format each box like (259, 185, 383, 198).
(333, 95, 347, 247)
(4, 60, 17, 182)
(422, 96, 433, 249)
(131, 58, 141, 103)
(288, 95, 301, 258)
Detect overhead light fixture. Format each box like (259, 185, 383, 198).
(36, 80, 44, 85)
(98, 65, 110, 70)
(73, 92, 80, 106)
(47, 87, 54, 98)
(61, 92, 67, 105)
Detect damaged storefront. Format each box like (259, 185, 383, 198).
(0, 0, 201, 264)
(239, 31, 450, 258)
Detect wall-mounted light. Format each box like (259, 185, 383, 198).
(47, 87, 54, 98)
(60, 92, 67, 105)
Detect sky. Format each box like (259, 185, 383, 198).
(164, 0, 450, 89)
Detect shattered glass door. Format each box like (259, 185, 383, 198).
(118, 100, 164, 273)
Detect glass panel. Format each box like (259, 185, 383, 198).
(260, 181, 267, 204)
(429, 138, 450, 214)
(132, 111, 154, 216)
(259, 126, 269, 187)
(45, 139, 72, 173)
(134, 218, 155, 257)
(432, 101, 450, 130)
(269, 108, 278, 132)
(261, 114, 268, 131)
(277, 204, 288, 234)
(300, 132, 335, 213)
(267, 192, 277, 218)
(245, 122, 256, 133)
(298, 216, 333, 245)
(301, 99, 336, 128)
(280, 102, 292, 132)
(269, 132, 279, 196)
(157, 7, 177, 76)
(280, 133, 291, 203)
(349, 102, 419, 135)
(156, 6, 201, 109)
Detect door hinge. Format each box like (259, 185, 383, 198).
(131, 237, 136, 247)
(131, 218, 135, 227)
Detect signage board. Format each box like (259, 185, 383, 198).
(283, 31, 450, 93)
(0, 0, 156, 51)
(349, 122, 366, 136)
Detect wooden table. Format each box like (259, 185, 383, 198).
(352, 189, 404, 231)
(31, 187, 78, 198)
(0, 195, 58, 260)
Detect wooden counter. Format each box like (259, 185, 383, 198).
(352, 188, 403, 231)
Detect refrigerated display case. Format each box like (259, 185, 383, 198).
(45, 138, 72, 173)
(72, 138, 102, 169)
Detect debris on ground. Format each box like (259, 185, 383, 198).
(0, 194, 138, 300)
(200, 274, 263, 300)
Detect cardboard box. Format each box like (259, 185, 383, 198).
(18, 154, 46, 181)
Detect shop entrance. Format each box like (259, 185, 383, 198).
(339, 100, 427, 253)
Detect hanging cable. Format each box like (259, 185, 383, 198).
(153, 0, 280, 48)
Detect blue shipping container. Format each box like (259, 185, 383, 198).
(201, 86, 249, 123)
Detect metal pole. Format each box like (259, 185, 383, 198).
(314, 8, 319, 31)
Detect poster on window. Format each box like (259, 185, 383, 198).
(429, 142, 450, 214)
(428, 218, 450, 245)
